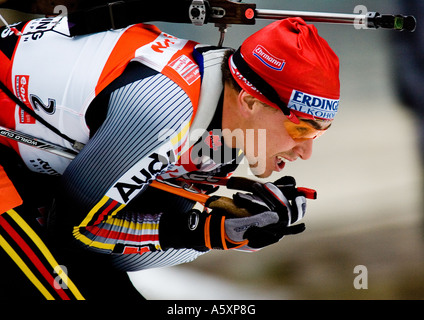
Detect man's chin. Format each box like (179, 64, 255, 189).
(249, 165, 273, 178)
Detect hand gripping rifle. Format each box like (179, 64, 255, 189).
(66, 0, 417, 45)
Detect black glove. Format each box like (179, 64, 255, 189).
(226, 176, 311, 251)
(159, 176, 314, 252)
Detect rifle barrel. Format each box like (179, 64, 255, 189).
(255, 9, 364, 25)
(254, 9, 416, 32)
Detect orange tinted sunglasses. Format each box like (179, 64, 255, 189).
(283, 119, 331, 140)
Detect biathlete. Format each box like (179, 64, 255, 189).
(0, 13, 339, 299)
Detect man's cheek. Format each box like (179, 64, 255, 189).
(244, 129, 267, 176)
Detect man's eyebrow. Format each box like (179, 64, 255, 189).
(301, 119, 332, 130)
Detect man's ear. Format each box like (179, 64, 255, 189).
(237, 90, 256, 117)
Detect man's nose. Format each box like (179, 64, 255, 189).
(294, 139, 313, 160)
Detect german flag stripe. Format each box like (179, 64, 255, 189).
(84, 225, 159, 243)
(91, 198, 121, 226)
(78, 196, 125, 229)
(0, 214, 70, 300)
(0, 210, 85, 300)
(0, 230, 54, 299)
(7, 210, 85, 300)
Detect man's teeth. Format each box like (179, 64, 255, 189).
(277, 156, 285, 164)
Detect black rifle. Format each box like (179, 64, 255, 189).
(66, 0, 416, 44)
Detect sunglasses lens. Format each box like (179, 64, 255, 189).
(284, 120, 327, 140)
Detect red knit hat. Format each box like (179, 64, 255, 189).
(229, 18, 340, 123)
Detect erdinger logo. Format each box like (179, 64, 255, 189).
(288, 90, 339, 120)
(252, 45, 285, 71)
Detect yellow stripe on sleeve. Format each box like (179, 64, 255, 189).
(78, 196, 110, 228)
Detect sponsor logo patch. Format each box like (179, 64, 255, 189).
(107, 142, 176, 204)
(288, 90, 339, 120)
(252, 45, 285, 71)
(15, 75, 35, 124)
(168, 55, 200, 85)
